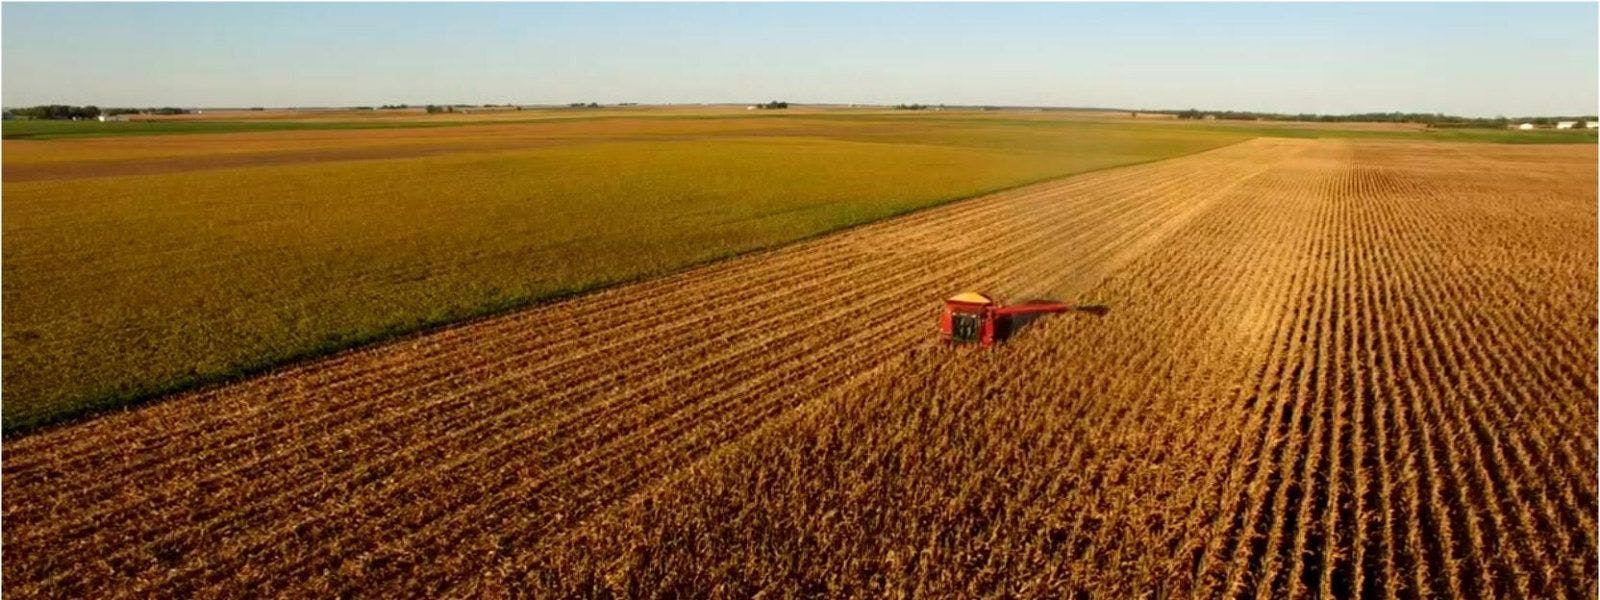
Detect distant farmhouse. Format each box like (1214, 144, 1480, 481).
(1510, 120, 1595, 130)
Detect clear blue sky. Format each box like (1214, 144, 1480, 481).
(3, 2, 1595, 116)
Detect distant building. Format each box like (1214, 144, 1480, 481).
(1517, 123, 1535, 130)
(96, 114, 130, 122)
(1556, 121, 1577, 129)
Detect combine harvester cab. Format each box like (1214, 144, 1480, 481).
(939, 292, 1072, 347)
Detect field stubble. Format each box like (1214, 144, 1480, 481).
(2, 138, 1594, 598)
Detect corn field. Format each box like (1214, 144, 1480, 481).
(3, 138, 1594, 598)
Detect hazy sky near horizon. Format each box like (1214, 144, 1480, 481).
(3, 3, 1595, 116)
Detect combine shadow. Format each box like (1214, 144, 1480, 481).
(995, 303, 1112, 342)
(1073, 304, 1112, 317)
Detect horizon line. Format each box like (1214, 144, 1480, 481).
(5, 101, 1597, 120)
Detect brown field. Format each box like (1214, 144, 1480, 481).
(3, 138, 1594, 597)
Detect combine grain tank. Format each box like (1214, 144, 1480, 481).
(939, 292, 1072, 347)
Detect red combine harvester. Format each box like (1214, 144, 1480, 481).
(939, 292, 1073, 347)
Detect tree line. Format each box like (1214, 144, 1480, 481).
(1171, 109, 1597, 128)
(5, 105, 194, 120)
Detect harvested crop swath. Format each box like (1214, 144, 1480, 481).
(2, 138, 1593, 598)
